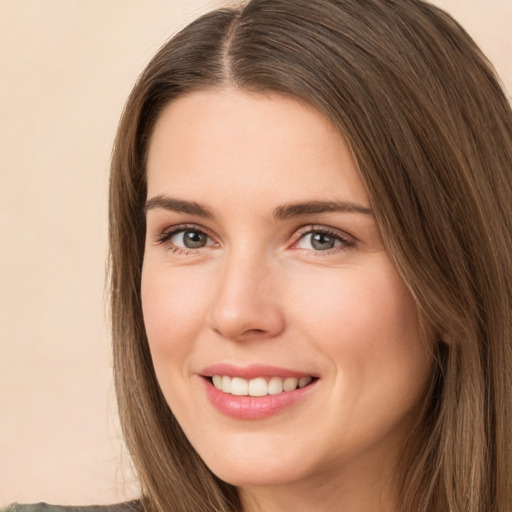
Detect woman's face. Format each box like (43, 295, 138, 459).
(142, 88, 433, 503)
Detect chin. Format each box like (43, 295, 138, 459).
(212, 464, 305, 488)
(199, 443, 310, 488)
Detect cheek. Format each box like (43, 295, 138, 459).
(288, 260, 428, 392)
(293, 265, 418, 343)
(141, 264, 210, 367)
(287, 262, 432, 449)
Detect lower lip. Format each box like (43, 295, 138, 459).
(202, 378, 318, 420)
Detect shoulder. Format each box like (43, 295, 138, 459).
(1, 501, 143, 512)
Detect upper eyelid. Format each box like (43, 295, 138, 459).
(292, 224, 356, 242)
(153, 223, 216, 244)
(288, 225, 358, 253)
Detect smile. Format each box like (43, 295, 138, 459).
(211, 375, 314, 397)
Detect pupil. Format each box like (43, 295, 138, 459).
(184, 231, 206, 248)
(311, 233, 334, 250)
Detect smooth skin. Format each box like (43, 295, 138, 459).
(141, 88, 434, 512)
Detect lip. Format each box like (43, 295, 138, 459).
(201, 363, 318, 380)
(200, 364, 319, 420)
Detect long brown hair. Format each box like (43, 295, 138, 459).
(109, 1, 512, 510)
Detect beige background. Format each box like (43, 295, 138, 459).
(1, 0, 511, 507)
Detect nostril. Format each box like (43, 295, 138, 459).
(208, 298, 286, 341)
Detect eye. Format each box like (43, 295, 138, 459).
(171, 229, 210, 249)
(155, 225, 216, 252)
(294, 228, 354, 252)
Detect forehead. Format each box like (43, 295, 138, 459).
(146, 87, 369, 209)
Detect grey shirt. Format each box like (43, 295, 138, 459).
(1, 502, 142, 512)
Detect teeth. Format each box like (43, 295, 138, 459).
(299, 377, 312, 388)
(231, 377, 248, 396)
(283, 377, 298, 392)
(221, 375, 231, 393)
(211, 375, 313, 397)
(268, 376, 284, 395)
(249, 377, 268, 397)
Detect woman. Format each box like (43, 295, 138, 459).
(7, 0, 512, 511)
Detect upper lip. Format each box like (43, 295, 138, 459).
(200, 363, 318, 380)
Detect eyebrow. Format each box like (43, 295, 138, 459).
(144, 195, 372, 220)
(272, 200, 372, 220)
(145, 195, 215, 218)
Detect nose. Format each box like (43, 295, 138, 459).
(207, 250, 285, 342)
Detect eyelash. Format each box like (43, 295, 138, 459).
(154, 224, 356, 255)
(154, 224, 216, 255)
(291, 226, 355, 254)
